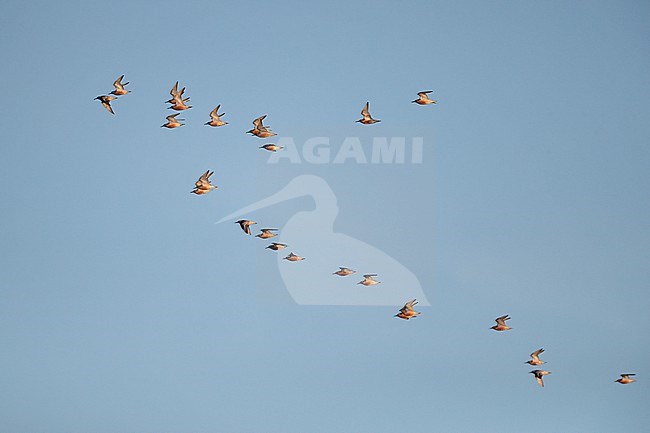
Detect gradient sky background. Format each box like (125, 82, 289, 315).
(1, 1, 649, 432)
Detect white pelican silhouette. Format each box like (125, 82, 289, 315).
(217, 175, 430, 306)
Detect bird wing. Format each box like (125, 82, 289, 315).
(101, 101, 114, 114)
(170, 81, 179, 96)
(253, 115, 267, 129)
(361, 102, 370, 116)
(113, 75, 125, 90)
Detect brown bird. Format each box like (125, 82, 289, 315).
(530, 370, 551, 387)
(256, 228, 279, 239)
(490, 315, 511, 331)
(356, 102, 380, 124)
(395, 299, 420, 320)
(266, 242, 288, 251)
(167, 81, 191, 110)
(161, 113, 184, 128)
(615, 374, 636, 385)
(205, 104, 228, 127)
(284, 252, 305, 261)
(95, 95, 116, 114)
(191, 170, 217, 195)
(412, 90, 436, 105)
(358, 274, 380, 286)
(236, 219, 256, 235)
(333, 267, 356, 277)
(526, 348, 546, 365)
(260, 144, 283, 152)
(110, 75, 130, 96)
(247, 115, 276, 138)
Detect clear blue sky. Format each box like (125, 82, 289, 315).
(1, 1, 649, 432)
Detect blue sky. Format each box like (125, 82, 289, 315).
(1, 1, 649, 432)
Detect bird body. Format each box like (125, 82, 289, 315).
(358, 274, 380, 286)
(95, 95, 116, 114)
(491, 315, 511, 331)
(191, 170, 217, 195)
(530, 370, 551, 387)
(162, 113, 184, 128)
(616, 374, 636, 384)
(284, 252, 305, 261)
(236, 219, 256, 235)
(412, 90, 436, 105)
(266, 242, 288, 251)
(356, 102, 380, 124)
(110, 75, 130, 96)
(205, 104, 227, 127)
(395, 299, 420, 320)
(256, 228, 279, 239)
(260, 144, 283, 152)
(526, 348, 546, 365)
(333, 267, 356, 277)
(248, 115, 276, 138)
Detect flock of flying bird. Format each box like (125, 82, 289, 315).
(94, 76, 637, 389)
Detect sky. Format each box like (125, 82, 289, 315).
(1, 0, 649, 432)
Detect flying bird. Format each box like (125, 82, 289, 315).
(168, 82, 191, 110)
(161, 113, 184, 128)
(284, 252, 305, 262)
(247, 115, 276, 138)
(205, 104, 228, 127)
(256, 228, 279, 239)
(260, 144, 283, 152)
(358, 274, 380, 286)
(615, 374, 636, 384)
(266, 242, 288, 251)
(356, 102, 380, 124)
(236, 219, 256, 235)
(526, 348, 546, 365)
(490, 315, 511, 331)
(191, 170, 217, 195)
(530, 370, 551, 387)
(333, 267, 356, 277)
(110, 75, 130, 96)
(95, 95, 116, 114)
(395, 299, 420, 320)
(412, 90, 436, 105)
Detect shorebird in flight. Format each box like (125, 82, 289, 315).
(235, 219, 256, 235)
(161, 113, 184, 128)
(615, 374, 636, 384)
(412, 90, 436, 105)
(526, 348, 546, 365)
(95, 95, 116, 114)
(490, 315, 511, 331)
(167, 82, 191, 110)
(260, 144, 283, 152)
(356, 102, 380, 124)
(205, 104, 227, 127)
(256, 228, 278, 239)
(530, 370, 551, 387)
(191, 170, 217, 195)
(358, 274, 380, 286)
(247, 115, 276, 138)
(284, 252, 305, 262)
(266, 242, 288, 251)
(395, 299, 421, 320)
(110, 75, 130, 96)
(333, 267, 356, 277)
